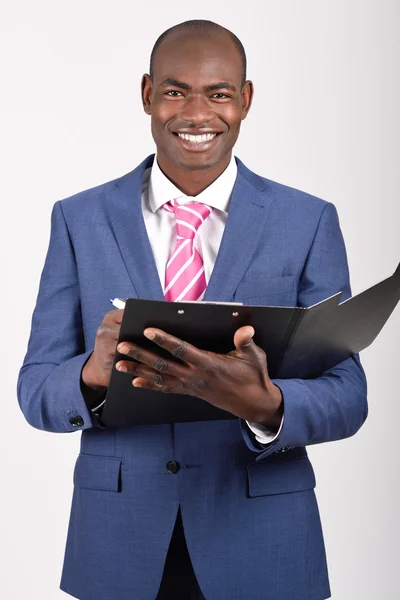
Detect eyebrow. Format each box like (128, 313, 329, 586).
(160, 78, 237, 92)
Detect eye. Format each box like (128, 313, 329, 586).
(165, 90, 183, 97)
(211, 93, 230, 100)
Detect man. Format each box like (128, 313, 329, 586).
(17, 19, 368, 600)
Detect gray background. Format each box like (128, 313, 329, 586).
(1, 1, 399, 598)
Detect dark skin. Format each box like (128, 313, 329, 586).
(82, 29, 283, 430)
(141, 29, 253, 195)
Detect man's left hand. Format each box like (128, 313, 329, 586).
(116, 326, 283, 429)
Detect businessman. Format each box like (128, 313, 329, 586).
(17, 19, 368, 600)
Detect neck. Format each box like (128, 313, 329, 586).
(155, 152, 232, 196)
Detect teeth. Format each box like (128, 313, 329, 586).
(177, 133, 218, 143)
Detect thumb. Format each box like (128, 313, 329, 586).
(234, 325, 256, 353)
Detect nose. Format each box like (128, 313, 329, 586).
(179, 94, 214, 125)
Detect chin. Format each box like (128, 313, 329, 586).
(174, 152, 225, 172)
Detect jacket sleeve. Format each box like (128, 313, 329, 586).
(17, 201, 106, 433)
(240, 202, 368, 460)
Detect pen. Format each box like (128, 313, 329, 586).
(110, 297, 126, 309)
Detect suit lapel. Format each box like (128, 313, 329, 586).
(105, 154, 275, 303)
(203, 158, 274, 302)
(106, 154, 165, 301)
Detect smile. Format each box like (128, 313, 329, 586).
(172, 131, 223, 152)
(177, 133, 218, 143)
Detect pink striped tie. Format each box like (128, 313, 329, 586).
(163, 199, 213, 302)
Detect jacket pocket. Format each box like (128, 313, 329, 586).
(73, 453, 122, 492)
(234, 274, 296, 304)
(247, 456, 316, 497)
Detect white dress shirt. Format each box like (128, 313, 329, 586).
(141, 154, 283, 445)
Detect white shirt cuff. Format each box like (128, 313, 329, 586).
(246, 415, 284, 445)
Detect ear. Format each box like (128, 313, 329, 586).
(141, 74, 153, 115)
(241, 80, 254, 120)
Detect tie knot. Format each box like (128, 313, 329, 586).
(163, 199, 213, 240)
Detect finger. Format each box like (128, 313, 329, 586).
(116, 343, 187, 378)
(112, 308, 125, 324)
(115, 359, 161, 380)
(233, 326, 257, 353)
(106, 308, 124, 324)
(233, 326, 269, 372)
(132, 376, 188, 395)
(116, 361, 174, 388)
(142, 328, 210, 367)
(96, 324, 120, 345)
(115, 359, 140, 373)
(132, 377, 172, 393)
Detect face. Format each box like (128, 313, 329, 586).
(141, 31, 253, 173)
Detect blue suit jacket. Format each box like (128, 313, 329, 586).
(17, 154, 368, 600)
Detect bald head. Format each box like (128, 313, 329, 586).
(141, 19, 253, 186)
(149, 20, 247, 88)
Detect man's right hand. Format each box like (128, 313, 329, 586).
(81, 308, 125, 392)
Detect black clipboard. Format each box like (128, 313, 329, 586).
(101, 262, 400, 427)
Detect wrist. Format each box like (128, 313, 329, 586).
(81, 355, 107, 392)
(256, 383, 283, 430)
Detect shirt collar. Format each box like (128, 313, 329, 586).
(148, 153, 238, 214)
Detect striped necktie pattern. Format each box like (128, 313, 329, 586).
(163, 199, 213, 302)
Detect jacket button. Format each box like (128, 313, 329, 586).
(69, 415, 84, 427)
(166, 460, 180, 474)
